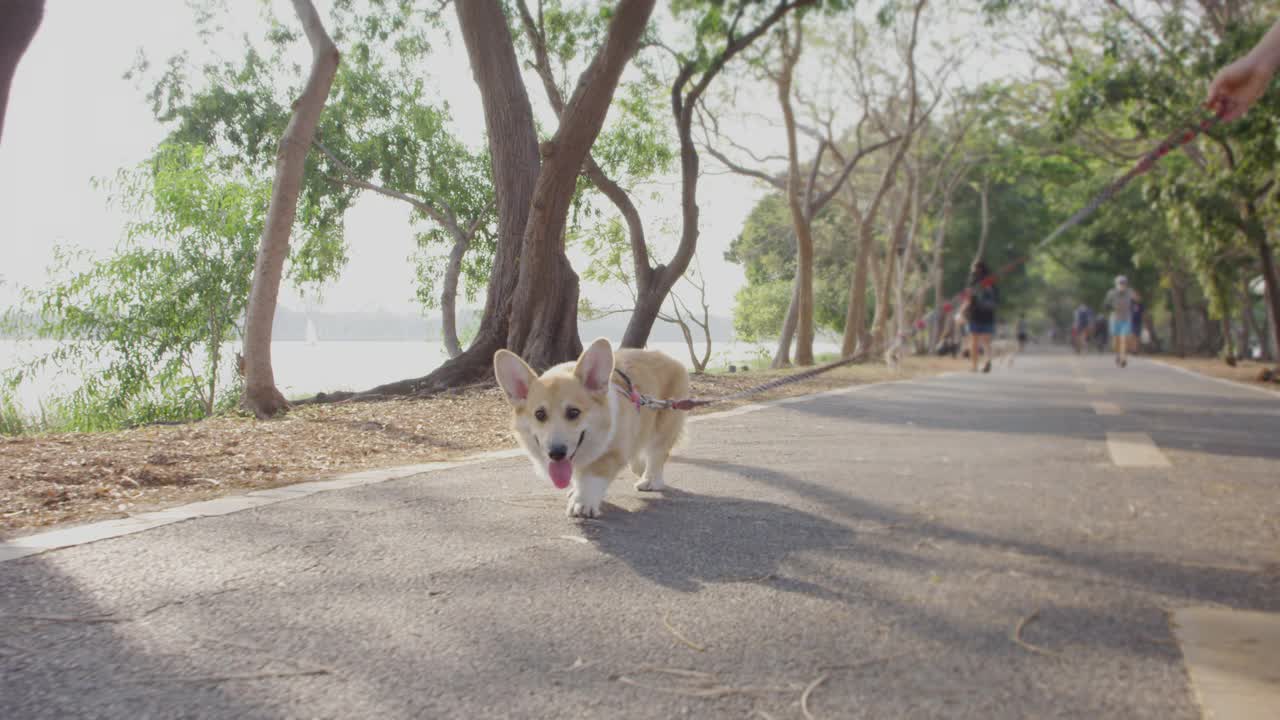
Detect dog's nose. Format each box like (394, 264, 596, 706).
(548, 444, 568, 462)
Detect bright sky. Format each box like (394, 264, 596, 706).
(0, 1, 1020, 320)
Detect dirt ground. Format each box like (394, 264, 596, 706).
(1148, 355, 1280, 395)
(1, 356, 957, 538)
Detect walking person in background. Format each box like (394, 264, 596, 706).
(1016, 315, 1029, 352)
(962, 261, 999, 373)
(1072, 303, 1093, 354)
(1104, 275, 1141, 368)
(1129, 297, 1145, 355)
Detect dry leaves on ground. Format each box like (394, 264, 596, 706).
(0, 357, 953, 537)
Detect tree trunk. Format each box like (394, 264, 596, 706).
(841, 207, 877, 356)
(892, 165, 923, 354)
(838, 0, 924, 357)
(623, 289, 664, 350)
(871, 242, 896, 347)
(297, 0, 654, 400)
(504, 0, 656, 369)
(1195, 302, 1215, 354)
(928, 189, 955, 349)
(393, 0, 542, 392)
(1252, 227, 1280, 364)
(0, 0, 42, 145)
(240, 0, 339, 419)
(440, 230, 470, 358)
(628, 0, 814, 350)
(1239, 277, 1256, 357)
(1169, 274, 1189, 357)
(972, 175, 990, 266)
(771, 280, 800, 368)
(871, 189, 911, 346)
(515, 0, 656, 352)
(775, 18, 815, 366)
(1267, 290, 1279, 361)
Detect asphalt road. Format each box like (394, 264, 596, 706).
(2, 352, 1278, 719)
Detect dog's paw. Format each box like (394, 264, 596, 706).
(567, 496, 602, 518)
(634, 476, 665, 492)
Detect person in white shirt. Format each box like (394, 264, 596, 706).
(1103, 276, 1141, 368)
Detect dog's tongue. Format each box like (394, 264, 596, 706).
(548, 460, 573, 489)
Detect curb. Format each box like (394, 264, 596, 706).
(0, 376, 918, 564)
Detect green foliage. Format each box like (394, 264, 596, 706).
(133, 0, 494, 313)
(732, 279, 793, 341)
(725, 192, 860, 339)
(1049, 5, 1279, 341)
(0, 391, 30, 436)
(4, 144, 264, 432)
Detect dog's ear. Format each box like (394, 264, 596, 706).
(574, 337, 614, 395)
(494, 349, 535, 405)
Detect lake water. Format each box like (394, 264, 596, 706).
(0, 338, 843, 414)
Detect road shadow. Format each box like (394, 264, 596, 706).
(673, 455, 1280, 613)
(0, 554, 302, 719)
(586, 486, 887, 600)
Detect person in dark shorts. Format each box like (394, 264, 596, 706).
(1092, 315, 1109, 353)
(962, 261, 999, 373)
(1072, 304, 1092, 354)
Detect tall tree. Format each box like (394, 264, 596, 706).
(142, 2, 496, 364)
(352, 0, 657, 398)
(241, 0, 339, 418)
(620, 0, 824, 349)
(840, 0, 929, 357)
(514, 0, 674, 351)
(703, 43, 900, 365)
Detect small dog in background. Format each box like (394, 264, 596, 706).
(493, 338, 689, 519)
(989, 338, 1020, 367)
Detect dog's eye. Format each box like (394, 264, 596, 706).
(565, 407, 580, 421)
(534, 408, 547, 422)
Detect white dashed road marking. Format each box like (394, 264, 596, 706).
(1105, 432, 1171, 467)
(1172, 607, 1280, 720)
(1091, 401, 1123, 416)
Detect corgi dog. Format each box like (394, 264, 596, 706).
(493, 338, 689, 519)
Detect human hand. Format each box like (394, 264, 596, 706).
(1207, 52, 1277, 121)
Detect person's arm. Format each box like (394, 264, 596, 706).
(1208, 18, 1280, 121)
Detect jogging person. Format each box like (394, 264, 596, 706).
(962, 261, 999, 373)
(1072, 303, 1093, 354)
(1104, 275, 1141, 368)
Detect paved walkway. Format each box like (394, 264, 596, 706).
(1, 352, 1277, 718)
